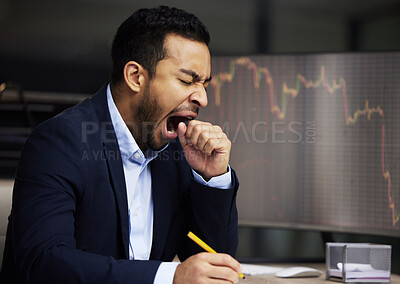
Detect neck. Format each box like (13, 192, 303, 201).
(110, 83, 148, 153)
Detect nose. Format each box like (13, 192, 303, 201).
(189, 85, 208, 108)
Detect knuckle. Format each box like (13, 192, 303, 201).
(223, 254, 232, 263)
(215, 139, 224, 149)
(210, 139, 222, 149)
(213, 125, 222, 132)
(197, 252, 208, 260)
(206, 139, 215, 148)
(220, 136, 231, 147)
(194, 123, 204, 131)
(199, 132, 210, 142)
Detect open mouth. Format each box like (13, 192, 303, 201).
(166, 115, 193, 133)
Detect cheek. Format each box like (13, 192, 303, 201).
(154, 83, 188, 111)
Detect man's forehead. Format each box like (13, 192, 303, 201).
(160, 34, 211, 74)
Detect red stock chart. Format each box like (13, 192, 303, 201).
(200, 53, 400, 237)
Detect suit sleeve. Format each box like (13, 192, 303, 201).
(178, 168, 239, 261)
(191, 165, 232, 189)
(9, 117, 160, 284)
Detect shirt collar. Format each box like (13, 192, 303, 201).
(106, 84, 167, 164)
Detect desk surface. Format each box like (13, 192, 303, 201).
(239, 264, 400, 284)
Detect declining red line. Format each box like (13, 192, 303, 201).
(381, 125, 400, 226)
(211, 57, 399, 227)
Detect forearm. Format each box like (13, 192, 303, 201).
(179, 169, 239, 260)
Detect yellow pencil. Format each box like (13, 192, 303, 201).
(187, 231, 246, 280)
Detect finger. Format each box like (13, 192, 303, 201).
(184, 119, 202, 138)
(208, 266, 239, 283)
(196, 129, 212, 151)
(201, 125, 227, 146)
(191, 124, 216, 150)
(209, 279, 238, 284)
(198, 255, 239, 284)
(205, 253, 242, 274)
(196, 125, 225, 151)
(185, 120, 212, 146)
(203, 137, 228, 156)
(177, 122, 188, 146)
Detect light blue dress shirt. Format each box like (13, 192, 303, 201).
(106, 84, 232, 283)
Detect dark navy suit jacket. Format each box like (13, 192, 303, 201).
(1, 85, 239, 284)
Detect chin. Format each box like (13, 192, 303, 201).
(146, 134, 169, 151)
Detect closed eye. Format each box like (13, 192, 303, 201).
(179, 79, 192, 86)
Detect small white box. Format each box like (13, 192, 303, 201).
(326, 243, 391, 283)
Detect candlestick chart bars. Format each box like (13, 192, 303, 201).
(203, 53, 400, 236)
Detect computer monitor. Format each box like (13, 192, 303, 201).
(200, 52, 400, 237)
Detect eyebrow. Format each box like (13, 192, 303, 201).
(179, 68, 212, 83)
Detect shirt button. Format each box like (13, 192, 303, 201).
(133, 210, 138, 216)
(134, 152, 140, 159)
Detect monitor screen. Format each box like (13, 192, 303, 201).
(200, 52, 400, 237)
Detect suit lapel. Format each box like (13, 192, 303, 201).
(91, 85, 178, 261)
(91, 85, 130, 259)
(150, 154, 175, 260)
(103, 142, 130, 259)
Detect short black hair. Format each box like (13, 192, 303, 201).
(110, 6, 210, 85)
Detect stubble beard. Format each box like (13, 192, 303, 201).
(135, 85, 200, 151)
(135, 85, 166, 151)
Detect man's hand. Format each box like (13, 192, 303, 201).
(173, 252, 241, 284)
(178, 121, 231, 180)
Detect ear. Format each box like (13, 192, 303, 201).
(123, 61, 147, 93)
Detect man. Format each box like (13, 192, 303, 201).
(1, 6, 241, 284)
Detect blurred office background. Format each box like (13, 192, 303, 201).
(1, 0, 400, 271)
(1, 0, 400, 93)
